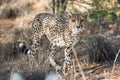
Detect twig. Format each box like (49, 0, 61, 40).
(112, 49, 120, 73)
(72, 45, 86, 80)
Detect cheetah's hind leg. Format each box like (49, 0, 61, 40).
(18, 33, 41, 70)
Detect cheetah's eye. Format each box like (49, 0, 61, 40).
(72, 19, 75, 22)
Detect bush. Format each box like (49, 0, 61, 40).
(0, 6, 19, 19)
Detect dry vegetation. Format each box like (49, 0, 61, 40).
(0, 0, 120, 80)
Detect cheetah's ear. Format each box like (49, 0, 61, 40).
(81, 13, 88, 21)
(68, 13, 73, 19)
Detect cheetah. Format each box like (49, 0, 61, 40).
(19, 12, 87, 76)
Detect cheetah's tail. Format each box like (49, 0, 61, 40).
(19, 43, 29, 55)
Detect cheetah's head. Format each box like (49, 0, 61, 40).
(68, 13, 87, 35)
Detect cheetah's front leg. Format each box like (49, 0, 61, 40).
(62, 46, 74, 76)
(28, 33, 41, 70)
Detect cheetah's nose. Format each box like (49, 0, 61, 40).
(76, 26, 80, 29)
